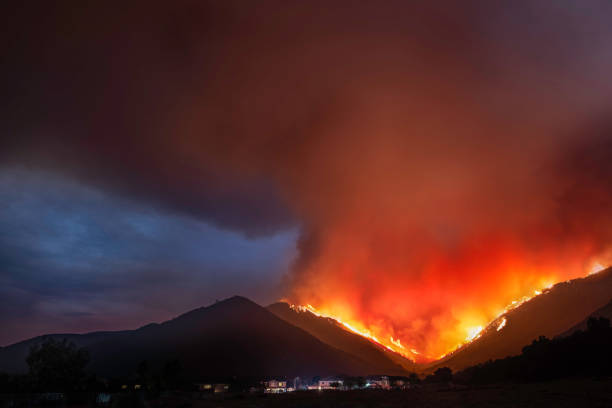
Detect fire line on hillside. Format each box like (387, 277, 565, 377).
(288, 264, 608, 362)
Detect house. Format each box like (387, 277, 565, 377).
(264, 380, 287, 393)
(213, 384, 230, 393)
(196, 383, 230, 393)
(40, 393, 64, 402)
(318, 378, 344, 390)
(392, 379, 411, 390)
(96, 393, 112, 405)
(292, 376, 306, 390)
(365, 376, 390, 390)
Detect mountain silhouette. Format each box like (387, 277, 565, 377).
(561, 297, 612, 336)
(429, 267, 612, 371)
(3, 269, 611, 378)
(268, 302, 413, 375)
(0, 296, 377, 378)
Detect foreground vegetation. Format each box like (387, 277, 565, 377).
(152, 380, 612, 408)
(455, 317, 612, 383)
(1, 317, 612, 406)
(2, 379, 611, 408)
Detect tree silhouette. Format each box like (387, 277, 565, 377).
(162, 359, 183, 389)
(425, 367, 452, 383)
(26, 338, 90, 392)
(587, 316, 610, 333)
(137, 360, 149, 381)
(456, 316, 612, 383)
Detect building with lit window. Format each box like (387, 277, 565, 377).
(264, 379, 287, 393)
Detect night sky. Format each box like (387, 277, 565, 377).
(2, 1, 612, 354)
(0, 168, 296, 345)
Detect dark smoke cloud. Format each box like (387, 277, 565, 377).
(2, 0, 612, 353)
(0, 169, 296, 345)
(555, 124, 612, 241)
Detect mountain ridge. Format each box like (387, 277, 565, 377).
(0, 296, 378, 378)
(427, 267, 612, 371)
(3, 269, 611, 377)
(267, 302, 414, 375)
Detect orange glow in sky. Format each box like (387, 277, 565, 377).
(289, 230, 608, 361)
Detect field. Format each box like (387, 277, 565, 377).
(3, 378, 612, 407)
(146, 379, 612, 408)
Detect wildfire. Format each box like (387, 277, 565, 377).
(292, 280, 554, 361)
(496, 317, 507, 331)
(589, 262, 606, 275)
(291, 288, 539, 361)
(465, 326, 484, 342)
(389, 337, 405, 349)
(289, 304, 418, 359)
(290, 263, 609, 362)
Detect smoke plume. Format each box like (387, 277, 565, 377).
(3, 1, 612, 357)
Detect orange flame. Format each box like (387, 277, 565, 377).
(589, 262, 606, 275)
(290, 303, 417, 359)
(291, 261, 607, 362)
(496, 317, 507, 331)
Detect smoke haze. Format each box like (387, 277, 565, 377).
(3, 1, 612, 355)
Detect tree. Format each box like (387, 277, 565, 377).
(408, 372, 421, 384)
(587, 316, 611, 332)
(137, 360, 149, 381)
(162, 359, 183, 389)
(425, 367, 452, 383)
(344, 376, 365, 389)
(26, 338, 90, 392)
(455, 317, 612, 384)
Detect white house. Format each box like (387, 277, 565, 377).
(318, 378, 344, 390)
(264, 380, 287, 393)
(366, 376, 390, 390)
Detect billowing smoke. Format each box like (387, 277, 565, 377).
(3, 1, 612, 357)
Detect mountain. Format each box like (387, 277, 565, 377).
(268, 302, 413, 375)
(4, 269, 610, 379)
(430, 267, 612, 371)
(456, 311, 612, 383)
(0, 296, 378, 378)
(560, 297, 612, 336)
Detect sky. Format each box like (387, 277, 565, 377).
(0, 168, 296, 345)
(2, 1, 612, 354)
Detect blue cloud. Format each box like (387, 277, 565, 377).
(0, 168, 297, 345)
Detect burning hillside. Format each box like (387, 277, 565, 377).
(288, 258, 610, 362)
(432, 265, 612, 370)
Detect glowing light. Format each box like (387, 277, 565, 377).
(465, 326, 484, 342)
(589, 262, 606, 275)
(390, 337, 405, 349)
(289, 304, 417, 359)
(496, 317, 507, 331)
(290, 282, 551, 361)
(289, 267, 605, 361)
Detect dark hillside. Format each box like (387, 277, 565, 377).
(430, 267, 612, 371)
(268, 302, 413, 374)
(0, 296, 375, 378)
